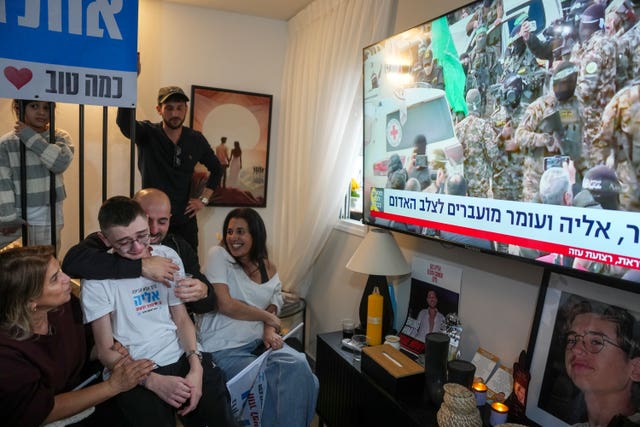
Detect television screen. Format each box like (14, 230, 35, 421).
(363, 0, 640, 287)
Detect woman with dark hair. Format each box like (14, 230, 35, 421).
(0, 100, 74, 252)
(563, 300, 640, 426)
(198, 208, 318, 426)
(0, 246, 155, 427)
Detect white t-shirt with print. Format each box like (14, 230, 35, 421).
(81, 245, 186, 367)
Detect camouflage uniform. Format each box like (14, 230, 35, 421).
(570, 30, 617, 165)
(490, 104, 526, 201)
(594, 84, 640, 210)
(455, 114, 499, 198)
(628, 23, 640, 82)
(466, 29, 501, 117)
(465, 0, 503, 36)
(609, 8, 640, 88)
(613, 27, 635, 89)
(498, 50, 545, 108)
(515, 94, 585, 202)
(557, 97, 588, 178)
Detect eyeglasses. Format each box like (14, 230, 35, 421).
(565, 332, 623, 354)
(113, 233, 150, 252)
(173, 145, 182, 168)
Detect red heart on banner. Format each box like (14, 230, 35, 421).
(4, 66, 33, 90)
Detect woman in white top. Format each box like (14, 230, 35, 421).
(198, 207, 318, 427)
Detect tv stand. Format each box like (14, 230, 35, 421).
(315, 331, 437, 426)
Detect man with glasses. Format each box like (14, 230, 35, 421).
(562, 300, 640, 426)
(62, 188, 215, 313)
(117, 85, 223, 251)
(81, 196, 235, 427)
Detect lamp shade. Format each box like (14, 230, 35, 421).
(346, 228, 410, 276)
(347, 228, 410, 337)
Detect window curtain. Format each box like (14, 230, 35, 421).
(273, 0, 396, 294)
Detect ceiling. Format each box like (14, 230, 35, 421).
(165, 0, 315, 21)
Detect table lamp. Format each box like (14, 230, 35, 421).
(346, 228, 410, 338)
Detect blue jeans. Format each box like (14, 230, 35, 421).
(212, 339, 319, 427)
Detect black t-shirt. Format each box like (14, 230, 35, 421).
(117, 108, 223, 225)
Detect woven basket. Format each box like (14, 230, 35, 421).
(442, 383, 477, 414)
(437, 383, 482, 427)
(437, 404, 482, 427)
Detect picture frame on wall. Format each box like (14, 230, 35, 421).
(190, 85, 272, 207)
(526, 272, 640, 426)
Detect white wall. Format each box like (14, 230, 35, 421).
(0, 0, 287, 264)
(305, 0, 546, 368)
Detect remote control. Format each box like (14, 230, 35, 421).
(341, 338, 365, 352)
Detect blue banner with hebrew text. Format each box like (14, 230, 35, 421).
(0, 0, 138, 107)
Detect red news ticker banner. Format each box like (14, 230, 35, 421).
(371, 210, 640, 271)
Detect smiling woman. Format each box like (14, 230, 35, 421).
(0, 246, 154, 427)
(197, 207, 319, 426)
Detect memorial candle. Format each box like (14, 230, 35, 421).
(489, 402, 508, 426)
(472, 382, 487, 406)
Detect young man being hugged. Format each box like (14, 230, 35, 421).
(81, 196, 235, 427)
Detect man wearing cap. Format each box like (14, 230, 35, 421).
(117, 86, 223, 251)
(581, 164, 623, 211)
(413, 47, 444, 90)
(573, 166, 628, 276)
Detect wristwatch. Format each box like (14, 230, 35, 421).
(199, 196, 209, 205)
(185, 350, 203, 361)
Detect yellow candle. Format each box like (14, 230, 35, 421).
(366, 287, 383, 345)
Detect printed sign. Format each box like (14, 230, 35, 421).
(0, 0, 138, 107)
(227, 350, 269, 427)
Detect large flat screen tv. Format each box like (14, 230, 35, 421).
(363, 0, 640, 289)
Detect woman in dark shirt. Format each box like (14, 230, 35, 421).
(0, 246, 155, 427)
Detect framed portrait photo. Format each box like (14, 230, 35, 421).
(190, 85, 272, 207)
(526, 272, 640, 426)
(398, 278, 460, 360)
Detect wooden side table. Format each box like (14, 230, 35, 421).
(315, 331, 437, 427)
